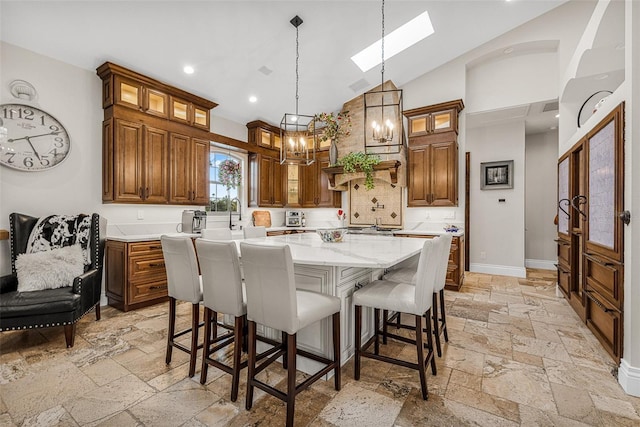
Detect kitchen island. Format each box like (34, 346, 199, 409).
(237, 233, 429, 374)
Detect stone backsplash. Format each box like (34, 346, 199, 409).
(348, 178, 403, 228)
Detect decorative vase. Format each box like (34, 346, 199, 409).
(329, 139, 338, 165)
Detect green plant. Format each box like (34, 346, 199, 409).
(314, 111, 352, 143)
(337, 152, 381, 190)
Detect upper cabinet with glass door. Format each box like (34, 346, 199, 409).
(405, 99, 464, 137)
(97, 62, 217, 127)
(246, 120, 282, 152)
(170, 96, 211, 130)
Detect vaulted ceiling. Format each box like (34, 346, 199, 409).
(1, 1, 567, 127)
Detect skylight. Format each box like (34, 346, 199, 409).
(351, 10, 435, 72)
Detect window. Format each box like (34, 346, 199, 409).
(208, 150, 242, 214)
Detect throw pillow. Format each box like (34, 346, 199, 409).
(26, 214, 92, 266)
(16, 244, 85, 292)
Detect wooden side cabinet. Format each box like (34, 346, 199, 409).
(394, 233, 465, 291)
(105, 240, 168, 312)
(248, 153, 285, 207)
(404, 99, 464, 208)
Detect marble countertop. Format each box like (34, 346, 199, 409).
(106, 226, 463, 242)
(238, 233, 428, 268)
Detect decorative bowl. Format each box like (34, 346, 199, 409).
(316, 228, 346, 243)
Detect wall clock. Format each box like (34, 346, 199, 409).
(0, 103, 71, 171)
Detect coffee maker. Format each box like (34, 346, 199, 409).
(181, 210, 207, 234)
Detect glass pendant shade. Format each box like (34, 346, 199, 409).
(280, 113, 316, 165)
(364, 84, 403, 154)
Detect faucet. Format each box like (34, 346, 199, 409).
(229, 197, 242, 230)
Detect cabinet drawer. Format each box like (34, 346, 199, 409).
(129, 254, 166, 281)
(129, 279, 168, 304)
(129, 241, 163, 256)
(557, 240, 571, 265)
(585, 290, 621, 362)
(556, 264, 570, 296)
(584, 253, 622, 309)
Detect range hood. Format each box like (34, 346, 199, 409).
(322, 160, 400, 189)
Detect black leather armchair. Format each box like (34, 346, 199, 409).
(0, 213, 106, 347)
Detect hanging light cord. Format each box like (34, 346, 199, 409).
(295, 24, 300, 116)
(381, 0, 385, 87)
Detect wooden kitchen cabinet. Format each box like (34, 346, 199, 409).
(393, 233, 465, 291)
(246, 120, 282, 151)
(407, 137, 458, 207)
(169, 133, 210, 205)
(404, 100, 463, 207)
(248, 153, 285, 207)
(169, 96, 211, 130)
(405, 99, 463, 137)
(301, 152, 341, 208)
(112, 75, 169, 118)
(103, 118, 169, 203)
(105, 240, 168, 311)
(98, 62, 216, 205)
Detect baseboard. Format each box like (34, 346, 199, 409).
(618, 359, 640, 397)
(525, 259, 557, 270)
(469, 263, 527, 278)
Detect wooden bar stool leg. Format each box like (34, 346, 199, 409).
(432, 293, 442, 357)
(166, 297, 176, 364)
(440, 289, 449, 342)
(425, 307, 437, 376)
(415, 314, 428, 400)
(354, 305, 362, 380)
(332, 312, 341, 391)
(286, 333, 297, 427)
(200, 307, 212, 384)
(95, 304, 101, 321)
(382, 309, 389, 345)
(246, 320, 257, 410)
(374, 308, 380, 355)
(231, 315, 244, 402)
(282, 331, 288, 369)
(188, 303, 199, 378)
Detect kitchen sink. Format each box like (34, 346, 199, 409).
(347, 227, 395, 236)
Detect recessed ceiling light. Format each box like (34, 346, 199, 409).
(594, 74, 609, 80)
(555, 114, 560, 118)
(503, 47, 514, 54)
(183, 65, 195, 75)
(351, 10, 434, 72)
(249, 96, 258, 103)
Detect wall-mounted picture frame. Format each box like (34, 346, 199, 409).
(481, 160, 514, 190)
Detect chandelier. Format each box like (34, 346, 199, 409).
(364, 0, 403, 154)
(280, 15, 316, 165)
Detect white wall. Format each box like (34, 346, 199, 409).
(525, 131, 559, 269)
(466, 121, 526, 277)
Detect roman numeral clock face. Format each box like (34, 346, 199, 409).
(0, 104, 71, 171)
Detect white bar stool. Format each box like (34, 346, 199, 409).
(243, 226, 266, 238)
(195, 239, 246, 401)
(353, 236, 447, 400)
(161, 235, 203, 378)
(383, 234, 453, 357)
(201, 228, 232, 240)
(240, 242, 341, 427)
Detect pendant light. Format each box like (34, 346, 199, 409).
(364, 0, 403, 154)
(280, 15, 316, 165)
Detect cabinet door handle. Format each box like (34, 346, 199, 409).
(584, 253, 617, 269)
(149, 285, 167, 290)
(148, 262, 165, 268)
(149, 245, 162, 250)
(585, 290, 615, 313)
(145, 187, 149, 199)
(139, 187, 144, 199)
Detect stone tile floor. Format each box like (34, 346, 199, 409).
(1, 269, 639, 426)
